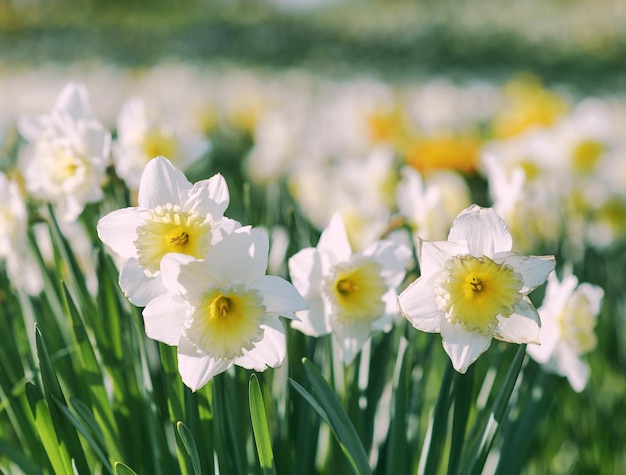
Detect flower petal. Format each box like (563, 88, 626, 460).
(331, 318, 372, 365)
(253, 275, 309, 319)
(440, 319, 492, 373)
(555, 345, 590, 393)
(397, 278, 442, 333)
(119, 258, 166, 306)
(178, 336, 232, 391)
(185, 173, 230, 219)
(419, 239, 467, 281)
(205, 226, 269, 283)
(138, 156, 191, 209)
(291, 297, 330, 336)
(497, 253, 556, 293)
(448, 205, 512, 257)
(363, 239, 412, 288)
(161, 253, 215, 296)
(494, 298, 541, 344)
(143, 294, 188, 345)
(288, 247, 322, 298)
(97, 208, 146, 258)
(317, 213, 352, 264)
(235, 317, 286, 370)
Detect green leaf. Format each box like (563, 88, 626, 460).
(54, 397, 114, 474)
(448, 367, 475, 475)
(114, 461, 140, 475)
(25, 383, 72, 475)
(35, 324, 91, 474)
(176, 421, 202, 475)
(248, 374, 277, 475)
(0, 438, 44, 475)
(291, 358, 372, 475)
(460, 345, 527, 475)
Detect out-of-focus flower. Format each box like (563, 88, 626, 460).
(404, 133, 481, 175)
(143, 226, 308, 391)
(398, 205, 555, 373)
(0, 172, 43, 295)
(113, 97, 210, 192)
(527, 266, 603, 392)
(289, 213, 411, 364)
(17, 82, 111, 222)
(490, 74, 569, 139)
(97, 156, 238, 306)
(396, 166, 471, 242)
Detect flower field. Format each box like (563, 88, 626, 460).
(0, 2, 625, 474)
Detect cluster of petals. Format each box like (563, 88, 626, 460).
(288, 213, 411, 364)
(398, 204, 556, 373)
(527, 266, 604, 392)
(18, 82, 111, 222)
(98, 156, 307, 389)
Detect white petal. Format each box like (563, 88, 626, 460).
(253, 275, 309, 319)
(178, 336, 233, 391)
(288, 247, 322, 298)
(331, 318, 372, 365)
(54, 82, 92, 119)
(143, 294, 188, 345)
(17, 115, 51, 142)
(290, 298, 331, 336)
(161, 253, 215, 296)
(210, 217, 242, 244)
(138, 156, 191, 209)
(363, 239, 412, 288)
(555, 345, 590, 393)
(119, 258, 167, 306)
(448, 205, 512, 257)
(205, 227, 269, 282)
(185, 173, 230, 219)
(494, 298, 541, 344)
(317, 213, 352, 264)
(440, 319, 492, 373)
(419, 239, 467, 280)
(97, 208, 145, 258)
(235, 318, 286, 370)
(397, 278, 442, 333)
(496, 253, 556, 293)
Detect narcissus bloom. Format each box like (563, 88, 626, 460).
(97, 156, 238, 306)
(17, 82, 111, 222)
(527, 266, 603, 392)
(143, 226, 308, 390)
(289, 213, 411, 364)
(398, 205, 555, 373)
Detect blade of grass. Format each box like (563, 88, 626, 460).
(249, 373, 278, 475)
(291, 357, 372, 475)
(460, 344, 527, 475)
(447, 366, 475, 475)
(176, 421, 202, 475)
(114, 461, 140, 475)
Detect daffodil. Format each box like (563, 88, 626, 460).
(398, 205, 555, 373)
(97, 156, 238, 306)
(527, 266, 603, 392)
(143, 226, 308, 391)
(0, 172, 43, 295)
(288, 213, 411, 364)
(17, 82, 111, 222)
(112, 97, 210, 191)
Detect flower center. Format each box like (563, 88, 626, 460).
(134, 204, 211, 274)
(557, 293, 598, 355)
(436, 254, 523, 334)
(141, 127, 178, 161)
(325, 258, 387, 324)
(572, 140, 604, 174)
(186, 285, 266, 358)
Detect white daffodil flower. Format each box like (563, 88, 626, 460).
(527, 266, 603, 392)
(112, 97, 210, 191)
(0, 172, 43, 295)
(143, 226, 308, 391)
(97, 156, 239, 307)
(17, 82, 111, 222)
(398, 205, 556, 373)
(288, 213, 412, 364)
